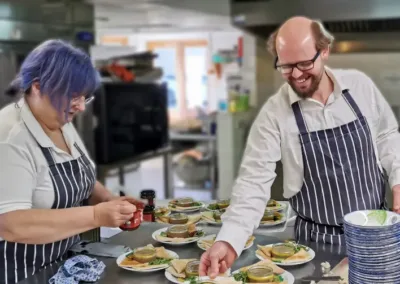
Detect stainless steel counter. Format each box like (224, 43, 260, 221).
(19, 222, 347, 284)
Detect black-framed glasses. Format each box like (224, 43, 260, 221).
(274, 51, 320, 74)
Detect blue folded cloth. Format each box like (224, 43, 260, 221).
(49, 255, 105, 284)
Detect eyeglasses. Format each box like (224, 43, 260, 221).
(274, 51, 320, 74)
(71, 95, 95, 105)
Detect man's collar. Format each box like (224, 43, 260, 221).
(288, 66, 349, 105)
(19, 99, 54, 148)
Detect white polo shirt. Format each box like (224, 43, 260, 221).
(0, 99, 94, 216)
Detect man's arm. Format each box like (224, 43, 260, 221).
(369, 76, 400, 212)
(215, 99, 281, 257)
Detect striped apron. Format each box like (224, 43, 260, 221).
(0, 143, 96, 284)
(289, 90, 386, 246)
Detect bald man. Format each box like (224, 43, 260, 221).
(200, 16, 400, 278)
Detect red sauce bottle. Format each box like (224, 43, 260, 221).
(141, 190, 156, 222)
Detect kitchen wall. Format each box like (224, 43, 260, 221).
(95, 30, 242, 111)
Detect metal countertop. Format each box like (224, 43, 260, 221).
(20, 222, 346, 284)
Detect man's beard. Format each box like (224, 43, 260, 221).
(289, 69, 324, 99)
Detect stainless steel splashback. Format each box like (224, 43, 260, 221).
(0, 0, 95, 108)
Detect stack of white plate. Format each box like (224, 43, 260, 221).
(343, 210, 400, 284)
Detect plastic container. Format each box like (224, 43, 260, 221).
(166, 225, 189, 238)
(247, 266, 274, 283)
(185, 260, 200, 278)
(130, 246, 156, 263)
(169, 213, 189, 224)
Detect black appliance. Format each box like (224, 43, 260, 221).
(93, 82, 169, 164)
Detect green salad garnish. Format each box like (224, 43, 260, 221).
(233, 271, 284, 283)
(148, 258, 172, 265)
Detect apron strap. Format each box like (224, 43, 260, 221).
(292, 102, 309, 135)
(39, 147, 56, 166)
(342, 89, 363, 119)
(74, 142, 86, 156)
(292, 89, 364, 136)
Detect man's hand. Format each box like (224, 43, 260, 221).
(393, 185, 400, 214)
(199, 241, 237, 279)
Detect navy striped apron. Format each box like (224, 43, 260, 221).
(0, 143, 96, 284)
(289, 90, 386, 246)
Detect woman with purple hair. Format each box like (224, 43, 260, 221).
(0, 40, 142, 283)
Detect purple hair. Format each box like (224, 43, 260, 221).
(19, 39, 100, 111)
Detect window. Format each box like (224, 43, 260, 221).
(147, 40, 208, 123)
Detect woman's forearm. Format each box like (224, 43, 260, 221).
(88, 181, 115, 205)
(0, 206, 97, 244)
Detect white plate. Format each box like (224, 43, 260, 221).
(152, 227, 204, 245)
(265, 202, 287, 212)
(197, 234, 254, 251)
(165, 268, 231, 284)
(258, 214, 287, 227)
(168, 202, 205, 213)
(255, 243, 315, 266)
(116, 249, 179, 273)
(232, 268, 294, 284)
(344, 210, 400, 227)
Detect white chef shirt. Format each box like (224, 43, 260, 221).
(216, 67, 400, 256)
(0, 99, 94, 216)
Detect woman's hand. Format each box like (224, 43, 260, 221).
(93, 199, 137, 228)
(111, 196, 145, 210)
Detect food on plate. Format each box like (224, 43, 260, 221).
(233, 259, 287, 283)
(260, 211, 284, 224)
(190, 279, 242, 284)
(154, 207, 170, 217)
(256, 243, 311, 263)
(119, 244, 175, 270)
(167, 225, 190, 238)
(167, 259, 229, 283)
(201, 211, 223, 223)
(185, 260, 201, 278)
(169, 198, 203, 210)
(156, 224, 205, 243)
(267, 199, 279, 208)
(166, 259, 198, 282)
(207, 199, 230, 211)
(157, 213, 202, 225)
(213, 211, 222, 222)
(198, 235, 255, 251)
(170, 213, 189, 224)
